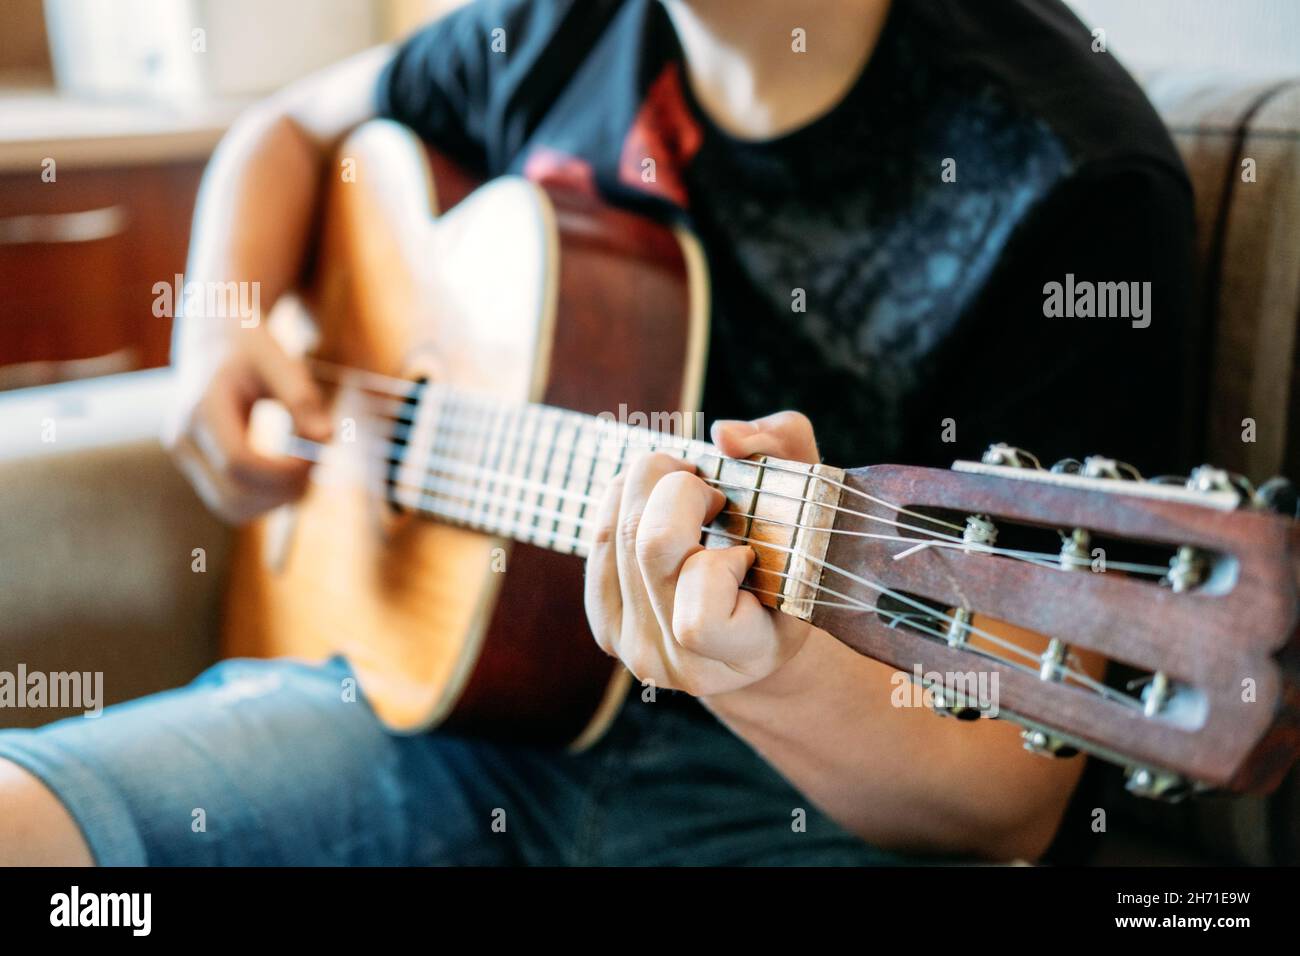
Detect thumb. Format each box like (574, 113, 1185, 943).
(710, 411, 819, 464)
(247, 332, 333, 443)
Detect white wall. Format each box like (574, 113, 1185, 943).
(43, 0, 381, 99)
(1064, 0, 1300, 77)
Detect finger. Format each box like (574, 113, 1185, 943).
(675, 545, 808, 676)
(710, 410, 819, 464)
(672, 545, 765, 662)
(246, 333, 333, 442)
(635, 470, 725, 635)
(170, 433, 286, 524)
(192, 369, 313, 499)
(616, 453, 693, 635)
(584, 472, 626, 656)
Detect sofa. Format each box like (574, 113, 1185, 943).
(1, 68, 1298, 864)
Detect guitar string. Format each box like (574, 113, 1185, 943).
(317, 450, 1139, 709)
(320, 375, 1172, 576)
(301, 369, 1158, 703)
(742, 563, 1116, 702)
(322, 421, 1074, 578)
(340, 429, 1004, 560)
(354, 416, 993, 549)
(323, 404, 1172, 577)
(367, 387, 972, 534)
(404, 472, 1134, 707)
(310, 359, 968, 534)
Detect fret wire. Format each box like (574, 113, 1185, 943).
(374, 410, 976, 559)
(378, 408, 978, 551)
(551, 416, 581, 554)
(576, 419, 601, 547)
(481, 402, 509, 538)
(322, 400, 1138, 707)
(365, 389, 967, 535)
(467, 399, 495, 533)
(614, 423, 629, 477)
(743, 457, 764, 548)
(380, 462, 1139, 705)
(492, 404, 523, 535)
(363, 392, 1093, 576)
(486, 401, 513, 537)
(359, 455, 1140, 705)
(372, 391, 718, 488)
(370, 424, 1084, 574)
(419, 389, 452, 517)
(510, 405, 542, 540)
(783, 462, 815, 591)
(413, 477, 582, 553)
(705, 452, 727, 549)
(530, 409, 560, 548)
(368, 431, 838, 543)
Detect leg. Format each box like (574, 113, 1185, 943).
(0, 759, 93, 866)
(0, 657, 539, 866)
(576, 694, 925, 865)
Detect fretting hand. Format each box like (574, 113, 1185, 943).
(583, 411, 820, 696)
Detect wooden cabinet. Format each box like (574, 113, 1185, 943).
(0, 159, 205, 387)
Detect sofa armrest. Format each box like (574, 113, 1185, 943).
(0, 370, 231, 727)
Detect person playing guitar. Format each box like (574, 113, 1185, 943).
(0, 0, 1203, 865)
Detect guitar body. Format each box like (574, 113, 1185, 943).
(221, 120, 710, 746)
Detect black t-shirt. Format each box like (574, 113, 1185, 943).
(377, 0, 1200, 863)
(378, 0, 1199, 475)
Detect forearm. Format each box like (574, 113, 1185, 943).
(702, 627, 1085, 860)
(176, 45, 392, 366)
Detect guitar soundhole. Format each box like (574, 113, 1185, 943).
(384, 376, 428, 514)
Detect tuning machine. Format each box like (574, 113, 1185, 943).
(906, 667, 984, 720)
(1020, 640, 1081, 758)
(1021, 728, 1079, 759)
(982, 443, 1041, 470)
(930, 685, 984, 721)
(1124, 766, 1193, 802)
(1186, 464, 1251, 506)
(1081, 456, 1143, 481)
(1254, 476, 1298, 517)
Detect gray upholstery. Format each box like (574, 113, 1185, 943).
(0, 371, 230, 727)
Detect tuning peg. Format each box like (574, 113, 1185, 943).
(1021, 728, 1079, 759)
(962, 514, 998, 548)
(1162, 546, 1206, 593)
(918, 672, 985, 720)
(932, 689, 983, 721)
(1124, 766, 1192, 802)
(1186, 465, 1250, 504)
(982, 444, 1041, 469)
(1254, 476, 1298, 518)
(1082, 456, 1142, 481)
(946, 608, 973, 649)
(1058, 528, 1090, 571)
(1140, 670, 1173, 718)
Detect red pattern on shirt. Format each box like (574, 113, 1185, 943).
(618, 64, 702, 208)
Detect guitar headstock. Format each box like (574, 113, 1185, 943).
(810, 445, 1300, 799)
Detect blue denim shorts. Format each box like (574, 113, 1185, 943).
(0, 657, 906, 866)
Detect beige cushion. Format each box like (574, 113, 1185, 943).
(1143, 71, 1300, 481)
(0, 372, 231, 727)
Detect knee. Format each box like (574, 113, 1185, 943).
(0, 756, 94, 866)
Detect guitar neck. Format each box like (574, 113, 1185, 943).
(381, 384, 843, 620)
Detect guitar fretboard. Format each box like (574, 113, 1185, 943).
(378, 385, 843, 619)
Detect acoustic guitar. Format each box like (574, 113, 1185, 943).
(223, 119, 1300, 800)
